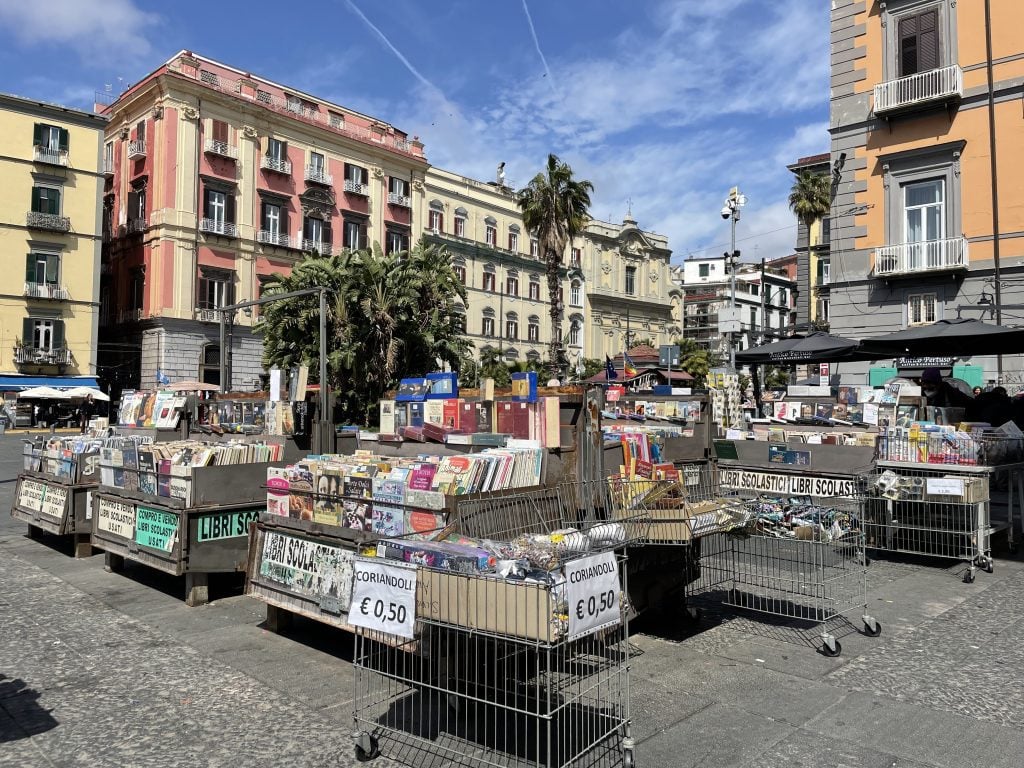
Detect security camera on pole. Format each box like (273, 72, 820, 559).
(718, 187, 746, 372)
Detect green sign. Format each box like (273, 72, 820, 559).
(135, 507, 178, 552)
(713, 440, 739, 460)
(196, 508, 261, 542)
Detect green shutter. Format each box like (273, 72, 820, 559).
(50, 189, 61, 215)
(47, 254, 60, 284)
(31, 187, 41, 213)
(58, 128, 69, 152)
(52, 320, 65, 350)
(25, 254, 35, 283)
(22, 318, 33, 346)
(33, 123, 43, 147)
(225, 193, 236, 225)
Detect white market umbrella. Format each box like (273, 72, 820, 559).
(17, 386, 69, 399)
(65, 386, 110, 401)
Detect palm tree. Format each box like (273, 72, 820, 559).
(788, 170, 831, 244)
(518, 154, 593, 380)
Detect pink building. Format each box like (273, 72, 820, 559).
(98, 51, 427, 392)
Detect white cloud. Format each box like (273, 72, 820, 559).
(0, 0, 158, 61)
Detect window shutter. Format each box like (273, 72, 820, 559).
(47, 254, 60, 284)
(323, 221, 332, 247)
(281, 209, 290, 239)
(918, 9, 939, 72)
(303, 217, 312, 241)
(127, 191, 139, 221)
(361, 166, 369, 185)
(260, 202, 267, 230)
(359, 224, 367, 251)
(23, 318, 33, 346)
(899, 14, 919, 76)
(25, 254, 35, 283)
(58, 128, 69, 152)
(52, 320, 65, 350)
(281, 141, 288, 161)
(203, 189, 212, 220)
(33, 123, 43, 147)
(225, 193, 236, 225)
(49, 189, 61, 215)
(31, 187, 41, 213)
(212, 120, 228, 144)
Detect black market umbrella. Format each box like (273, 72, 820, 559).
(736, 332, 870, 365)
(859, 319, 1024, 358)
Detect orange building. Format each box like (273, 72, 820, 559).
(829, 0, 1024, 384)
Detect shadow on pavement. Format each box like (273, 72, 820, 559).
(0, 675, 59, 743)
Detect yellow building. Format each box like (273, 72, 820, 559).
(0, 92, 107, 396)
(424, 166, 680, 375)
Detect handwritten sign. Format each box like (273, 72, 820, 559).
(96, 498, 136, 539)
(17, 479, 47, 513)
(349, 559, 417, 639)
(39, 484, 68, 520)
(925, 477, 965, 497)
(565, 552, 622, 640)
(135, 507, 178, 552)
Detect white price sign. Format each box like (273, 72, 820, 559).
(348, 559, 417, 639)
(566, 552, 621, 640)
(926, 477, 965, 497)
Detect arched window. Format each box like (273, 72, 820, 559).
(451, 256, 466, 285)
(505, 268, 519, 297)
(481, 307, 495, 338)
(482, 263, 496, 292)
(508, 223, 520, 252)
(568, 315, 583, 347)
(428, 199, 444, 233)
(527, 315, 540, 342)
(454, 206, 467, 237)
(528, 274, 541, 301)
(504, 347, 519, 362)
(505, 312, 519, 340)
(570, 279, 582, 307)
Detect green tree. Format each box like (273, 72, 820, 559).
(478, 347, 512, 388)
(763, 365, 792, 389)
(672, 338, 720, 387)
(259, 241, 469, 424)
(580, 358, 605, 380)
(518, 154, 593, 379)
(788, 170, 831, 236)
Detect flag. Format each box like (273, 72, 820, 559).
(605, 356, 618, 380)
(623, 352, 638, 378)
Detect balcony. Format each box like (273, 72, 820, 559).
(873, 65, 963, 115)
(127, 217, 147, 234)
(301, 239, 332, 256)
(343, 178, 368, 196)
(261, 156, 291, 175)
(304, 166, 333, 185)
(24, 283, 70, 300)
(204, 138, 238, 160)
(127, 140, 146, 159)
(194, 307, 220, 323)
(33, 146, 68, 166)
(15, 346, 71, 366)
(199, 218, 238, 238)
(117, 308, 143, 323)
(26, 211, 71, 232)
(874, 236, 969, 278)
(387, 192, 411, 207)
(257, 230, 293, 248)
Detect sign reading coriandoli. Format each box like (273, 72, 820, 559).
(565, 552, 622, 641)
(718, 468, 858, 497)
(348, 559, 417, 639)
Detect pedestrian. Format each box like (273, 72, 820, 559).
(972, 386, 983, 397)
(80, 394, 95, 434)
(919, 368, 971, 409)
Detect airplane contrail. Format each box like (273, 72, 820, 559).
(521, 0, 557, 95)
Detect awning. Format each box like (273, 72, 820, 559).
(0, 375, 101, 393)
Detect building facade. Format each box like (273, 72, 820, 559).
(98, 51, 427, 392)
(0, 93, 107, 392)
(829, 0, 1024, 384)
(676, 256, 796, 358)
(424, 165, 680, 374)
(787, 153, 831, 332)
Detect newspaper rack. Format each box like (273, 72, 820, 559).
(351, 480, 657, 767)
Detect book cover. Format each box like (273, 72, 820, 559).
(408, 463, 437, 491)
(423, 400, 445, 426)
(496, 402, 515, 435)
(408, 402, 425, 428)
(341, 498, 372, 531)
(815, 402, 834, 420)
(266, 467, 290, 517)
(345, 475, 373, 499)
(379, 400, 396, 434)
(476, 402, 493, 433)
(393, 403, 409, 432)
(510, 371, 538, 403)
(511, 402, 532, 440)
(425, 371, 458, 399)
(395, 377, 429, 402)
(459, 402, 477, 433)
(442, 399, 461, 430)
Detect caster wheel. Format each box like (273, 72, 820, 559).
(863, 619, 882, 638)
(963, 570, 975, 584)
(822, 639, 842, 657)
(984, 560, 994, 574)
(355, 735, 379, 762)
(623, 749, 634, 768)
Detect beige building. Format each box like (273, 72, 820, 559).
(425, 166, 680, 373)
(0, 92, 107, 394)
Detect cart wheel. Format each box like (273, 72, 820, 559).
(963, 570, 975, 584)
(984, 559, 994, 574)
(354, 734, 379, 762)
(863, 617, 882, 638)
(822, 638, 842, 657)
(623, 749, 634, 768)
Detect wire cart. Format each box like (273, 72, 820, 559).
(683, 473, 880, 657)
(351, 479, 659, 768)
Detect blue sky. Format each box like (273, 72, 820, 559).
(0, 0, 829, 264)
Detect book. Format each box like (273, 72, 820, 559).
(510, 371, 538, 403)
(408, 402, 425, 428)
(379, 400, 396, 434)
(423, 400, 445, 427)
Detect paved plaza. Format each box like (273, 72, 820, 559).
(2, 434, 1024, 767)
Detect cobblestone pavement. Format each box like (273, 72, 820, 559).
(3, 436, 1024, 767)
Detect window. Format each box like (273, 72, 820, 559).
(778, 312, 786, 330)
(749, 283, 759, 296)
(267, 138, 287, 163)
(453, 264, 466, 284)
(483, 267, 496, 292)
(34, 123, 68, 152)
(262, 202, 283, 237)
(104, 142, 114, 169)
(211, 119, 229, 144)
(505, 313, 519, 340)
(570, 280, 582, 307)
(136, 120, 146, 143)
(529, 277, 541, 301)
(198, 269, 233, 310)
(569, 319, 581, 347)
(310, 151, 325, 173)
(506, 272, 519, 297)
(750, 307, 758, 328)
(343, 218, 366, 251)
(385, 229, 408, 255)
(200, 343, 220, 386)
(571, 247, 582, 267)
(482, 316, 495, 337)
(530, 238, 539, 258)
(485, 224, 496, 246)
(429, 209, 443, 233)
(818, 261, 831, 285)
(898, 8, 939, 77)
(389, 177, 409, 197)
(504, 348, 519, 363)
(454, 216, 466, 237)
(345, 163, 368, 185)
(625, 266, 636, 295)
(285, 94, 302, 113)
(31, 186, 61, 214)
(907, 292, 937, 326)
(304, 217, 332, 250)
(130, 269, 145, 310)
(903, 179, 945, 269)
(528, 317, 540, 342)
(329, 112, 344, 129)
(509, 231, 519, 252)
(127, 186, 146, 223)
(817, 297, 830, 323)
(26, 252, 60, 285)
(204, 188, 234, 228)
(26, 318, 63, 350)
(698, 263, 710, 278)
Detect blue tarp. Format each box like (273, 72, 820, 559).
(0, 375, 101, 392)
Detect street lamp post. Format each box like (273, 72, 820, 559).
(721, 187, 746, 371)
